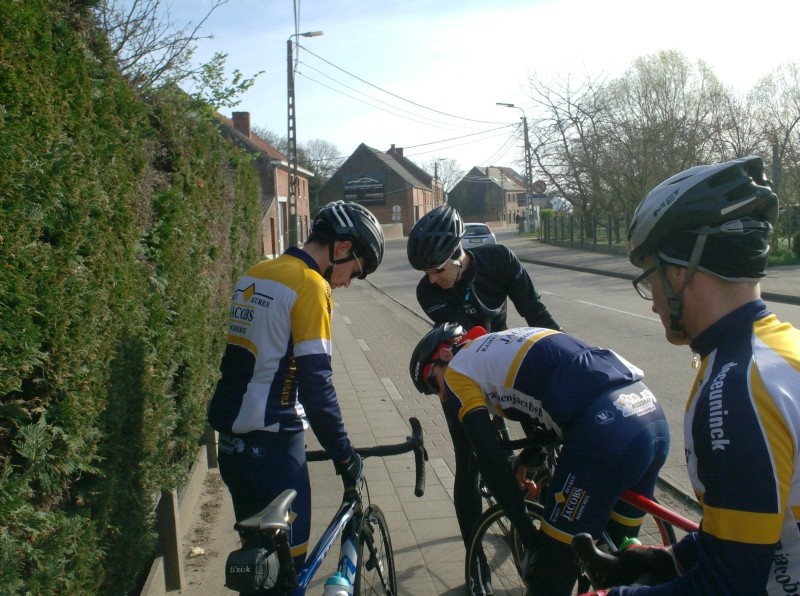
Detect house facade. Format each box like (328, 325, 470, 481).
(318, 144, 444, 237)
(447, 166, 527, 224)
(219, 111, 313, 258)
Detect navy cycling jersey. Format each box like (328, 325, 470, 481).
(611, 300, 800, 595)
(416, 244, 560, 332)
(442, 327, 648, 436)
(207, 246, 351, 461)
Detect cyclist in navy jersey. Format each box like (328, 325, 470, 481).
(407, 206, 562, 594)
(208, 201, 384, 581)
(582, 156, 800, 595)
(410, 324, 670, 596)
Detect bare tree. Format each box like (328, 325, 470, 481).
(750, 63, 800, 206)
(96, 0, 260, 106)
(304, 139, 343, 184)
(526, 72, 610, 225)
(418, 157, 463, 193)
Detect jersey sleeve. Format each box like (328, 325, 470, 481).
(290, 271, 351, 461)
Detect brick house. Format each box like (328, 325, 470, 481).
(318, 144, 444, 237)
(219, 111, 313, 258)
(447, 166, 526, 224)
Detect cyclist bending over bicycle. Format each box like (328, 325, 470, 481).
(586, 156, 800, 595)
(409, 323, 669, 595)
(207, 201, 384, 589)
(407, 206, 562, 594)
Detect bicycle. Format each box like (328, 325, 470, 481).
(225, 417, 427, 595)
(465, 429, 698, 595)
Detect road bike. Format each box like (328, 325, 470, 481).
(226, 417, 427, 595)
(465, 429, 699, 595)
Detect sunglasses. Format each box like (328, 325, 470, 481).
(424, 264, 447, 275)
(425, 361, 441, 394)
(632, 265, 656, 300)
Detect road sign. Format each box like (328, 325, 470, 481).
(532, 179, 546, 194)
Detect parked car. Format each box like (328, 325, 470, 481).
(462, 223, 496, 246)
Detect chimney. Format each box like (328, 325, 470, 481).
(232, 111, 251, 139)
(388, 144, 403, 157)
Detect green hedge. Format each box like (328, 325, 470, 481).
(0, 2, 260, 593)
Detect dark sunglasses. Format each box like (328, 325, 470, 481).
(425, 361, 441, 394)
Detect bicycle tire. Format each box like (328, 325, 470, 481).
(465, 500, 543, 595)
(354, 505, 396, 596)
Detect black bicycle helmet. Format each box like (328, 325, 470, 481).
(409, 322, 465, 394)
(407, 205, 465, 270)
(627, 156, 779, 268)
(312, 201, 385, 278)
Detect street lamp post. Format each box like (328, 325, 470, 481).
(287, 30, 323, 247)
(496, 102, 534, 232)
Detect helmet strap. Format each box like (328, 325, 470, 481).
(323, 240, 357, 282)
(323, 241, 336, 282)
(657, 227, 710, 339)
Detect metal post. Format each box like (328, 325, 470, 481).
(287, 38, 298, 247)
(521, 115, 534, 232)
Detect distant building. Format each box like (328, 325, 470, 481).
(219, 111, 313, 258)
(448, 166, 526, 224)
(318, 144, 444, 237)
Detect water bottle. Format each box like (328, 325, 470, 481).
(322, 571, 354, 596)
(618, 536, 642, 550)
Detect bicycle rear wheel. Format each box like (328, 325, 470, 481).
(465, 500, 542, 595)
(354, 505, 396, 595)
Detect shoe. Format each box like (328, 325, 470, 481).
(469, 550, 494, 595)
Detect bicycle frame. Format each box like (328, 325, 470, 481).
(295, 486, 361, 592)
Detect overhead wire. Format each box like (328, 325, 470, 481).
(298, 43, 508, 126)
(298, 66, 474, 132)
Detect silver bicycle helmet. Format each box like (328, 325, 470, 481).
(627, 156, 778, 269)
(312, 201, 385, 278)
(409, 322, 465, 394)
(407, 206, 465, 270)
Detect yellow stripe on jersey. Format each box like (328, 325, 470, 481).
(541, 520, 574, 545)
(609, 509, 645, 528)
(291, 269, 332, 352)
(702, 503, 783, 544)
(228, 333, 258, 356)
(444, 368, 490, 421)
(503, 328, 561, 387)
(749, 365, 793, 517)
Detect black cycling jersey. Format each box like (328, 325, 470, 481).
(415, 244, 560, 332)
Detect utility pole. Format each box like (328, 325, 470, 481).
(287, 31, 323, 247)
(496, 102, 533, 231)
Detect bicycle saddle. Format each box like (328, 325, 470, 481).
(235, 489, 297, 533)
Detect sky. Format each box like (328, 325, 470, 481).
(172, 0, 800, 173)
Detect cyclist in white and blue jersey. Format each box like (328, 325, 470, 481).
(585, 156, 800, 595)
(410, 324, 670, 595)
(208, 201, 384, 581)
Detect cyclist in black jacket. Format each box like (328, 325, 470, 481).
(407, 206, 562, 595)
(409, 206, 560, 332)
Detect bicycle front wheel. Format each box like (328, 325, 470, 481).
(354, 505, 396, 595)
(465, 500, 543, 595)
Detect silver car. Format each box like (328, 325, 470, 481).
(462, 223, 496, 246)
